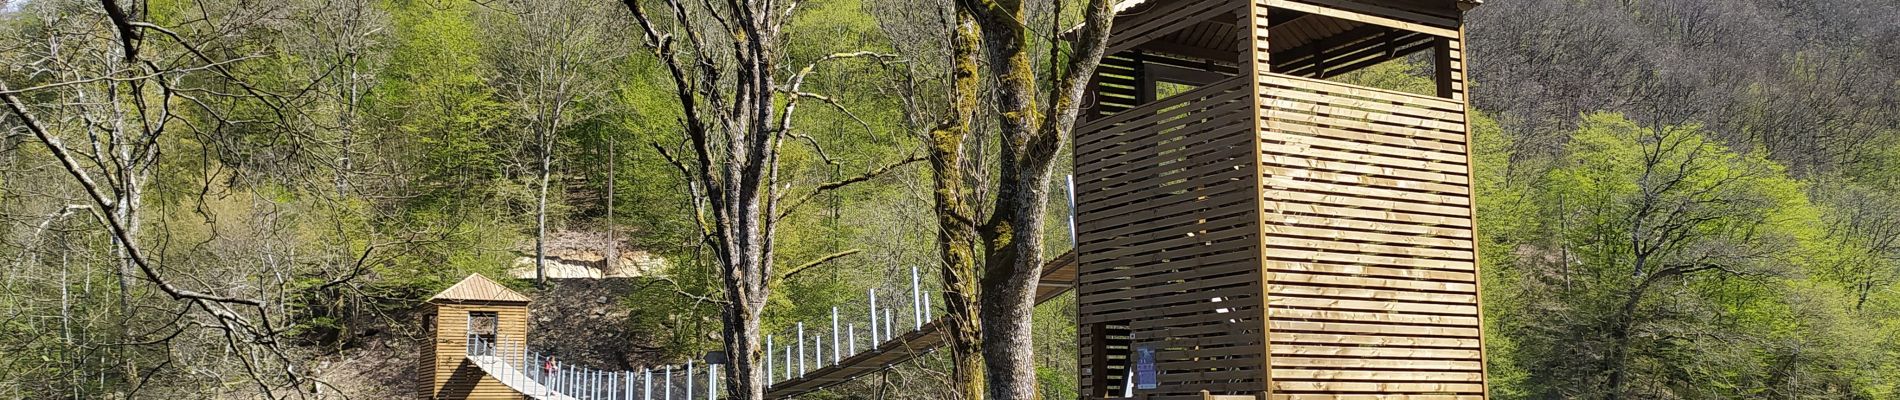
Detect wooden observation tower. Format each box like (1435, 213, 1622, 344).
(1071, 0, 1487, 398)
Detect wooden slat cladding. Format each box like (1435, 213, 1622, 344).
(1077, 1, 1482, 398)
(1075, 74, 1266, 400)
(1089, 51, 1241, 122)
(430, 304, 531, 399)
(1091, 54, 1144, 118)
(1105, 0, 1245, 57)
(1255, 67, 1484, 399)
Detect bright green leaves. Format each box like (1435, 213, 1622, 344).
(1485, 112, 1888, 398)
(1537, 113, 1814, 277)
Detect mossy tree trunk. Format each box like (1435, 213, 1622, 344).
(925, 1, 1114, 398)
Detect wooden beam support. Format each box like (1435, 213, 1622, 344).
(1262, 0, 1459, 38)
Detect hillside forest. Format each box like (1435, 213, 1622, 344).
(3, 0, 1900, 399)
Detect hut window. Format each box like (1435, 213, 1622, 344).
(468, 311, 499, 343)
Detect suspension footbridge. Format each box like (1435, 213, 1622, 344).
(424, 253, 1077, 400)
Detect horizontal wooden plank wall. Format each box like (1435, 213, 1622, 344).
(431, 303, 531, 400)
(1091, 53, 1144, 118)
(1255, 53, 1486, 400)
(1105, 0, 1244, 57)
(1074, 72, 1265, 400)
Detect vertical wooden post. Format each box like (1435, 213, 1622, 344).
(1434, 37, 1456, 99)
(1244, 0, 1277, 396)
(1449, 24, 1489, 400)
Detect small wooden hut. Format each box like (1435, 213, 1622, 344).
(420, 274, 533, 399)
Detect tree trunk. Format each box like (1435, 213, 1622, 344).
(1604, 274, 1664, 400)
(971, 3, 1061, 397)
(930, 1, 1111, 398)
(606, 139, 616, 273)
(721, 257, 768, 400)
(536, 125, 553, 288)
(931, 8, 987, 400)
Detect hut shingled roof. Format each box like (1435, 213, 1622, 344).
(427, 274, 532, 304)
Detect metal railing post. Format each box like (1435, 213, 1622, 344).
(766, 335, 775, 384)
(831, 307, 841, 363)
(796, 323, 806, 376)
(911, 265, 922, 330)
(868, 289, 879, 345)
(1067, 174, 1077, 248)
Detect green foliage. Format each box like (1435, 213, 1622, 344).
(1480, 112, 1895, 399)
(374, 0, 514, 213)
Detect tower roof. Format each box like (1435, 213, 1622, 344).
(427, 273, 532, 304)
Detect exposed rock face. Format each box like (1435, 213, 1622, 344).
(510, 229, 668, 279)
(525, 278, 669, 370)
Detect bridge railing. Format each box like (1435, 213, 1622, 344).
(760, 264, 942, 389)
(467, 335, 720, 400)
(457, 262, 941, 400)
